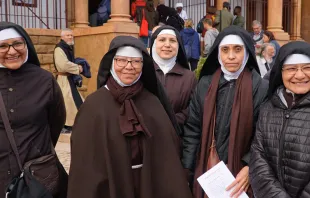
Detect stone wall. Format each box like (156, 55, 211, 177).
(25, 28, 89, 97)
(26, 29, 61, 76)
(25, 22, 139, 98)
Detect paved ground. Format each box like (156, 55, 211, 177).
(55, 141, 71, 173)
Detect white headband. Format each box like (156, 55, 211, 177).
(219, 35, 245, 47)
(115, 46, 143, 58)
(0, 28, 22, 41)
(175, 3, 183, 7)
(158, 29, 176, 37)
(110, 46, 143, 87)
(283, 54, 310, 65)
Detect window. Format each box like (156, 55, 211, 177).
(13, 0, 37, 7)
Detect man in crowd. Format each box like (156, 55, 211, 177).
(251, 20, 264, 54)
(232, 6, 245, 28)
(256, 43, 276, 77)
(202, 18, 219, 58)
(157, 0, 170, 25)
(54, 29, 83, 133)
(214, 2, 233, 32)
(175, 2, 188, 20)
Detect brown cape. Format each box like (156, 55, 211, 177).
(67, 87, 192, 198)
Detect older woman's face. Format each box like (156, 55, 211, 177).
(155, 34, 178, 60)
(282, 63, 310, 94)
(220, 44, 245, 73)
(113, 56, 143, 85)
(0, 37, 27, 70)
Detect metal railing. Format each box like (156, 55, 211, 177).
(0, 0, 67, 29)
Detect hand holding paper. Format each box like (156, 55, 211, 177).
(197, 161, 249, 198)
(226, 166, 249, 198)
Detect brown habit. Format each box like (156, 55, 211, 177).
(67, 36, 192, 198)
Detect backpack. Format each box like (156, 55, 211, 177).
(97, 0, 110, 23)
(184, 36, 195, 60)
(196, 17, 204, 33)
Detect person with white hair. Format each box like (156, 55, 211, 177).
(256, 43, 276, 77)
(54, 28, 84, 133)
(175, 2, 188, 20)
(182, 26, 268, 197)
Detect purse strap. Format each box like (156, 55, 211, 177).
(0, 92, 23, 172)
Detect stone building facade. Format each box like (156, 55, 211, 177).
(22, 0, 310, 97)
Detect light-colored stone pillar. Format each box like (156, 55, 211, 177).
(290, 0, 302, 40)
(216, 0, 224, 10)
(74, 0, 89, 27)
(267, 0, 290, 45)
(108, 0, 132, 23)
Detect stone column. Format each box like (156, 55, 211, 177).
(74, 0, 89, 27)
(290, 0, 302, 40)
(267, 0, 290, 45)
(216, 0, 224, 10)
(108, 0, 132, 23)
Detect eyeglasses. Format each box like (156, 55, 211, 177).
(114, 58, 143, 68)
(282, 65, 310, 75)
(0, 40, 26, 53)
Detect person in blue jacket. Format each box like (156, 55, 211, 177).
(180, 19, 200, 71)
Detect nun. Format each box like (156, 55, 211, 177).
(250, 41, 310, 198)
(67, 36, 192, 198)
(0, 22, 66, 196)
(150, 25, 197, 136)
(181, 26, 268, 198)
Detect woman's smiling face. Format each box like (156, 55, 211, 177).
(155, 34, 178, 60)
(0, 37, 27, 70)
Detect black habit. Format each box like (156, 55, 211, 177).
(0, 22, 66, 197)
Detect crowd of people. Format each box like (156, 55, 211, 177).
(1, 0, 310, 198)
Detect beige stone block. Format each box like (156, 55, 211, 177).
(41, 64, 51, 72)
(41, 54, 54, 64)
(30, 36, 39, 45)
(38, 36, 57, 44)
(35, 45, 55, 54)
(37, 54, 43, 64)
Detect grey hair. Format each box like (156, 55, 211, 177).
(260, 43, 275, 55)
(252, 20, 262, 27)
(61, 28, 73, 36)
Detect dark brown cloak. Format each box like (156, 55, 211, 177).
(67, 87, 192, 198)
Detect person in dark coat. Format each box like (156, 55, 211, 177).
(250, 41, 310, 198)
(182, 26, 268, 198)
(157, 0, 170, 25)
(150, 25, 197, 137)
(180, 19, 200, 71)
(0, 22, 66, 197)
(67, 36, 192, 198)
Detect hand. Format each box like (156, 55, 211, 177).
(78, 65, 83, 73)
(226, 166, 249, 198)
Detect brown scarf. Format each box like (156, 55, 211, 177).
(193, 67, 253, 198)
(107, 77, 152, 166)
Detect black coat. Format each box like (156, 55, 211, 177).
(182, 70, 268, 172)
(250, 41, 310, 198)
(182, 26, 268, 174)
(0, 22, 66, 197)
(250, 90, 310, 198)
